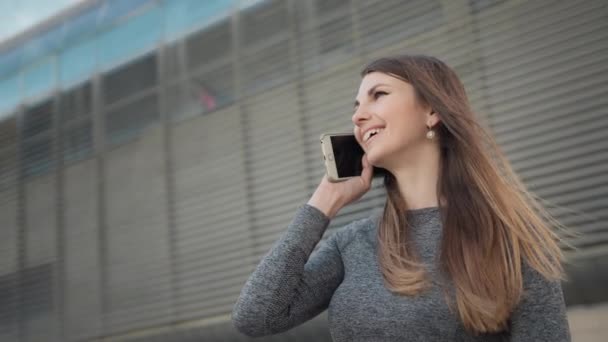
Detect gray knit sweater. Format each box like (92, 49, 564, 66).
(231, 204, 571, 341)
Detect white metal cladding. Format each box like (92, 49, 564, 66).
(63, 160, 102, 340)
(472, 0, 608, 305)
(103, 127, 174, 332)
(0, 0, 605, 341)
(172, 104, 253, 322)
(0, 162, 18, 342)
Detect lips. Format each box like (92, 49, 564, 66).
(366, 131, 381, 145)
(361, 126, 385, 145)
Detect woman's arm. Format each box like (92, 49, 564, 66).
(509, 262, 572, 341)
(231, 204, 344, 337)
(232, 165, 372, 337)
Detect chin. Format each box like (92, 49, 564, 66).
(365, 150, 386, 169)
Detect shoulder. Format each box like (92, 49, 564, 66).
(520, 258, 564, 292)
(330, 209, 382, 248)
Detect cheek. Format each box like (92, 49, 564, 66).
(386, 115, 424, 144)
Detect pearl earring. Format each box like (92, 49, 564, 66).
(426, 125, 436, 140)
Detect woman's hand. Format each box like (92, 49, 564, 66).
(307, 154, 374, 219)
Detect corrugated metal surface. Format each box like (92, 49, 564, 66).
(103, 127, 173, 332)
(0, 145, 19, 341)
(472, 0, 608, 306)
(172, 105, 252, 322)
(23, 176, 59, 340)
(0, 0, 605, 341)
(63, 160, 102, 341)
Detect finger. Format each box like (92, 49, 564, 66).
(360, 154, 373, 187)
(361, 153, 368, 168)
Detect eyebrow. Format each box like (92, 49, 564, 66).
(354, 83, 390, 109)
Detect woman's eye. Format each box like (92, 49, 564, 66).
(374, 91, 387, 99)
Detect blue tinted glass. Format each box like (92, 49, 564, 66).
(0, 48, 24, 79)
(21, 26, 65, 68)
(97, 0, 155, 28)
(62, 4, 103, 46)
(164, 0, 234, 40)
(98, 5, 162, 70)
(60, 39, 96, 87)
(0, 74, 20, 115)
(23, 58, 55, 100)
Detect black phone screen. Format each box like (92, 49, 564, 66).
(330, 135, 364, 178)
(329, 134, 387, 179)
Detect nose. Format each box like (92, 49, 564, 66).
(351, 107, 371, 126)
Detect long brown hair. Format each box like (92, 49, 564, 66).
(364, 55, 568, 334)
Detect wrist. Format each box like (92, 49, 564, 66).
(307, 190, 342, 219)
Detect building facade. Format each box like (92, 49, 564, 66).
(0, 0, 606, 341)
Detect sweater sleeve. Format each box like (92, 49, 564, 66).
(509, 261, 572, 341)
(231, 204, 345, 337)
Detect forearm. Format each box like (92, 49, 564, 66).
(232, 204, 340, 336)
(307, 184, 343, 219)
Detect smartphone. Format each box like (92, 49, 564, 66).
(320, 132, 387, 182)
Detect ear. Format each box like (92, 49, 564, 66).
(426, 110, 440, 127)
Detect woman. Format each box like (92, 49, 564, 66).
(232, 55, 571, 341)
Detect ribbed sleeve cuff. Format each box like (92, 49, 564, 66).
(284, 203, 331, 251)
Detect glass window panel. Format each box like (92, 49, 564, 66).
(23, 99, 53, 139)
(23, 57, 56, 100)
(191, 64, 234, 110)
(164, 0, 234, 40)
(0, 74, 20, 116)
(61, 4, 103, 46)
(62, 121, 93, 163)
(97, 5, 163, 70)
(186, 19, 232, 71)
(105, 93, 159, 146)
(97, 0, 155, 29)
(59, 39, 96, 88)
(240, 0, 288, 47)
(60, 82, 92, 124)
(167, 64, 234, 120)
(21, 27, 64, 66)
(22, 135, 54, 178)
(166, 82, 199, 120)
(0, 48, 23, 79)
(103, 54, 157, 105)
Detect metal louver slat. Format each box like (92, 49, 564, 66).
(0, 188, 19, 342)
(244, 84, 309, 257)
(63, 161, 102, 341)
(171, 105, 252, 322)
(474, 0, 608, 306)
(23, 177, 58, 341)
(103, 129, 172, 332)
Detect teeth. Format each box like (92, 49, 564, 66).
(364, 128, 383, 142)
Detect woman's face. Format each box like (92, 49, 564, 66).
(352, 71, 435, 169)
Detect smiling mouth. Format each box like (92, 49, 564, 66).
(365, 133, 380, 144)
(363, 128, 384, 143)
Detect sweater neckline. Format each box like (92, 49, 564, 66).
(405, 206, 440, 215)
(405, 207, 441, 227)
